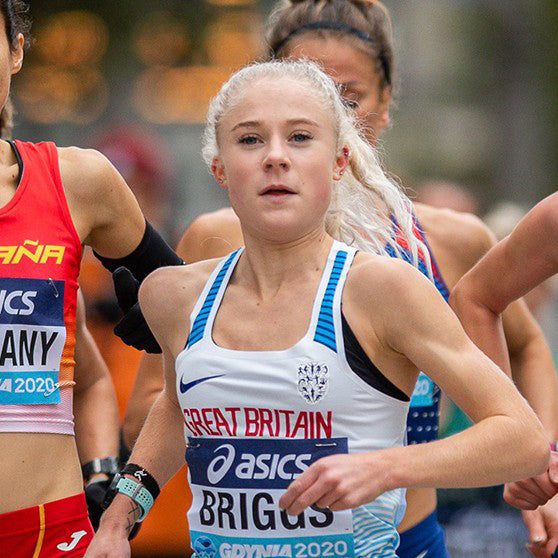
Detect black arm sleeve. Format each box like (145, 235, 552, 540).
(93, 221, 183, 282)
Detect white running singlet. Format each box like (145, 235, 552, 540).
(176, 240, 409, 558)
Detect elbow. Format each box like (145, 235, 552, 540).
(450, 281, 505, 321)
(533, 432, 551, 476)
(519, 421, 550, 478)
(449, 281, 477, 316)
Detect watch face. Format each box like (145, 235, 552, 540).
(83, 457, 119, 479)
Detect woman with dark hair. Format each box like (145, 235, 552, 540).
(0, 2, 181, 556)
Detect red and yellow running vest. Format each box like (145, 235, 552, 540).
(0, 140, 81, 434)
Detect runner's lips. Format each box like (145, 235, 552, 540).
(260, 185, 296, 195)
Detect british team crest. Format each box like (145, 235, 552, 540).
(297, 362, 329, 404)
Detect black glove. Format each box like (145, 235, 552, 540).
(84, 478, 111, 531)
(112, 267, 162, 353)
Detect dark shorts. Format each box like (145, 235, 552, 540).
(0, 492, 93, 557)
(397, 511, 450, 558)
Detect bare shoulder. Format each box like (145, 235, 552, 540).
(343, 252, 447, 354)
(197, 207, 240, 229)
(177, 207, 243, 263)
(415, 203, 495, 270)
(138, 258, 223, 350)
(57, 146, 118, 201)
(139, 259, 220, 314)
(57, 146, 144, 248)
(346, 252, 429, 305)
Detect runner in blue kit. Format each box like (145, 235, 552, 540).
(86, 59, 548, 558)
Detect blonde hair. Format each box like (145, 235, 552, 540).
(202, 59, 430, 271)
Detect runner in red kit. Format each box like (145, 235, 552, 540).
(0, 3, 181, 556)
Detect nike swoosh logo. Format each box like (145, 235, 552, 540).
(414, 551, 428, 558)
(180, 374, 225, 394)
(57, 530, 88, 552)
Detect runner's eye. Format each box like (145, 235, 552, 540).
(290, 132, 312, 143)
(238, 135, 260, 145)
(342, 98, 359, 110)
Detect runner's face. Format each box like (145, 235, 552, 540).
(213, 75, 347, 243)
(284, 35, 390, 146)
(0, 14, 23, 113)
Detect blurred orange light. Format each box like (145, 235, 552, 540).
(133, 12, 190, 66)
(133, 65, 231, 124)
(206, 0, 255, 5)
(14, 65, 108, 124)
(34, 11, 108, 67)
(204, 12, 264, 68)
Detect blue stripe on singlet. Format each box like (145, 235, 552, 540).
(313, 250, 348, 352)
(186, 249, 240, 348)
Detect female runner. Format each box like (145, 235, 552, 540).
(123, 1, 558, 555)
(88, 59, 548, 558)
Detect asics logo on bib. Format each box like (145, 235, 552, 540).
(0, 289, 36, 316)
(207, 444, 311, 485)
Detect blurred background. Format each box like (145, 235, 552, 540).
(16, 1, 558, 556)
(17, 0, 558, 236)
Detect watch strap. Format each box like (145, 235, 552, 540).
(115, 476, 154, 522)
(121, 463, 160, 500)
(82, 456, 119, 479)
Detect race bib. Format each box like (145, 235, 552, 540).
(186, 437, 354, 558)
(0, 278, 65, 404)
(410, 372, 434, 408)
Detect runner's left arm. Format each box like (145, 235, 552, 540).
(451, 192, 558, 373)
(280, 258, 549, 515)
(85, 266, 193, 557)
(73, 289, 120, 529)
